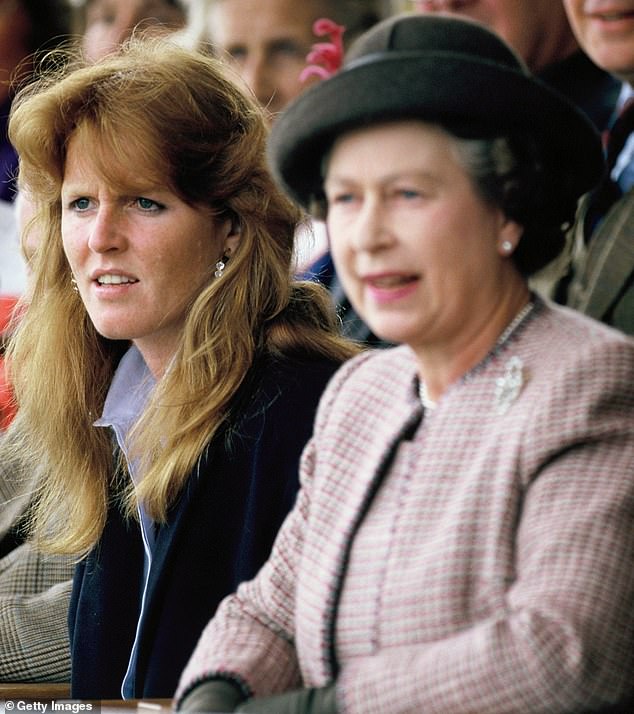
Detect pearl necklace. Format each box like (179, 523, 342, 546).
(418, 299, 536, 409)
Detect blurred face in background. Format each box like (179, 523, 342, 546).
(413, 0, 579, 72)
(0, 0, 32, 104)
(82, 0, 186, 62)
(207, 0, 328, 119)
(563, 0, 634, 84)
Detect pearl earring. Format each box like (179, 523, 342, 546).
(501, 240, 514, 255)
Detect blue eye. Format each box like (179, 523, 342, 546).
(71, 197, 92, 211)
(396, 189, 422, 200)
(330, 193, 356, 205)
(136, 197, 160, 211)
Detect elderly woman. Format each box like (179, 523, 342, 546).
(3, 39, 356, 699)
(176, 14, 634, 714)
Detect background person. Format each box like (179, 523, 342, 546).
(176, 14, 634, 714)
(412, 0, 620, 131)
(77, 0, 187, 62)
(0, 0, 72, 328)
(5, 37, 356, 699)
(0, 0, 72, 205)
(557, 0, 634, 335)
(0, 451, 75, 683)
(182, 0, 393, 122)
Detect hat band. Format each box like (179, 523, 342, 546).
(344, 48, 527, 77)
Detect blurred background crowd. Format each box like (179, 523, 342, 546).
(0, 0, 633, 707)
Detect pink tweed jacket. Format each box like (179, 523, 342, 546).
(177, 300, 634, 713)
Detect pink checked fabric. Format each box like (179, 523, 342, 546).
(178, 300, 634, 713)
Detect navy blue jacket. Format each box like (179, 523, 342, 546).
(304, 252, 390, 348)
(68, 352, 342, 700)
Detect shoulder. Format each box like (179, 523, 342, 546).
(257, 352, 346, 404)
(226, 352, 348, 439)
(517, 301, 634, 431)
(322, 344, 416, 398)
(496, 301, 634, 490)
(587, 189, 634, 244)
(313, 346, 419, 432)
(526, 301, 634, 372)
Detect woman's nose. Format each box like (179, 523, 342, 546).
(87, 206, 123, 253)
(351, 197, 394, 253)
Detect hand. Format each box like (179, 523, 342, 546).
(235, 685, 337, 714)
(178, 678, 247, 711)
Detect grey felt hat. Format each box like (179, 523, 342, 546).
(267, 13, 604, 211)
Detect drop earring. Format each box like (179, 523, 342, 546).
(71, 276, 79, 293)
(214, 255, 228, 278)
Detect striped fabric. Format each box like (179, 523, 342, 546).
(178, 300, 634, 713)
(566, 189, 634, 336)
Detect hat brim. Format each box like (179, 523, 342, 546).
(268, 51, 604, 210)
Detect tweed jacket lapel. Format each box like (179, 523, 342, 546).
(295, 347, 423, 683)
(568, 189, 634, 324)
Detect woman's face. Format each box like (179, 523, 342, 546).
(324, 120, 523, 360)
(61, 128, 238, 376)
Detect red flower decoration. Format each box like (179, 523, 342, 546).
(299, 18, 346, 83)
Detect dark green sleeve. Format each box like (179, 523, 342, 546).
(178, 678, 247, 712)
(236, 685, 338, 714)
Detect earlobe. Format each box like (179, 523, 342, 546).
(498, 218, 523, 256)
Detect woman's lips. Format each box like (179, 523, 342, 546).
(363, 273, 420, 303)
